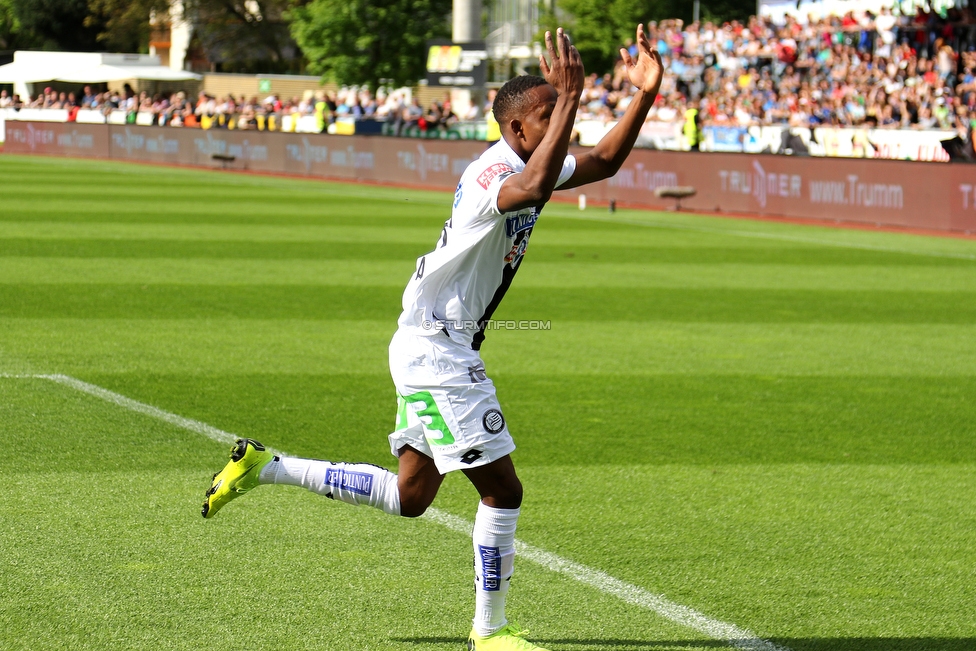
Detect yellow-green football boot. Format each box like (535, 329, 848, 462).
(201, 438, 274, 519)
(467, 624, 549, 651)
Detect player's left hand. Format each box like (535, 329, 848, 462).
(620, 23, 665, 96)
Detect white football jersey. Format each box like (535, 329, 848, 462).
(397, 138, 577, 350)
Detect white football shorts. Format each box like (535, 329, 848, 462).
(387, 328, 515, 474)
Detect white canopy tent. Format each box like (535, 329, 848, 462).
(0, 51, 200, 98)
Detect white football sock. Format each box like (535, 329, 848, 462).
(259, 456, 401, 516)
(472, 501, 519, 637)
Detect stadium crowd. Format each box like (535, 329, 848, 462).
(5, 5, 976, 133)
(583, 5, 976, 131)
(0, 83, 467, 133)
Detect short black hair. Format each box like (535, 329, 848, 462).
(492, 75, 549, 130)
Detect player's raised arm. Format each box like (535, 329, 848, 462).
(495, 28, 584, 213)
(560, 24, 665, 189)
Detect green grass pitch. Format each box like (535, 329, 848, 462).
(1, 153, 975, 651)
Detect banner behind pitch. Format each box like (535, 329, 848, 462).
(4, 121, 974, 234)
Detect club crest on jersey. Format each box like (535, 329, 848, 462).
(505, 210, 538, 238)
(477, 163, 514, 189)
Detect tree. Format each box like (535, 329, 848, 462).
(10, 0, 102, 50)
(290, 0, 451, 90)
(541, 0, 757, 74)
(0, 0, 37, 50)
(186, 0, 300, 73)
(7, 0, 165, 53)
(85, 0, 170, 52)
(695, 0, 757, 24)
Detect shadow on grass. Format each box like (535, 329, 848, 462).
(393, 638, 976, 650)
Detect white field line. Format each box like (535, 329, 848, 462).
(561, 213, 976, 261)
(423, 508, 788, 651)
(35, 373, 240, 447)
(6, 372, 788, 651)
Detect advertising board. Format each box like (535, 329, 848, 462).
(3, 121, 110, 158)
(4, 122, 974, 234)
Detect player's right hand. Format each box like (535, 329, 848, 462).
(539, 28, 584, 102)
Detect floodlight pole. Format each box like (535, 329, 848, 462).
(451, 0, 484, 120)
(453, 0, 482, 43)
(693, 1, 700, 22)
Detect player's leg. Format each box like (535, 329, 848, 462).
(202, 441, 444, 519)
(463, 455, 542, 650)
(396, 444, 445, 517)
(260, 442, 442, 517)
(392, 333, 546, 649)
(256, 450, 403, 514)
(463, 453, 522, 509)
(202, 437, 403, 518)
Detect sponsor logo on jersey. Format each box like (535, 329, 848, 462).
(477, 163, 514, 189)
(325, 468, 374, 496)
(482, 409, 506, 434)
(505, 210, 538, 237)
(478, 545, 502, 591)
(504, 237, 529, 267)
(453, 181, 463, 208)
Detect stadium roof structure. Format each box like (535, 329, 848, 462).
(0, 51, 201, 85)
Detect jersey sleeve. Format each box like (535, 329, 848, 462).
(477, 162, 518, 216)
(489, 153, 577, 213)
(554, 154, 578, 189)
(466, 153, 576, 218)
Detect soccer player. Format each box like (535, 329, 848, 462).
(203, 25, 664, 651)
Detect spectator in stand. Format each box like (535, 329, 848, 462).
(81, 85, 96, 108)
(359, 89, 378, 117)
(299, 90, 315, 116)
(238, 98, 258, 130)
(396, 96, 423, 135)
(0, 89, 11, 108)
(314, 90, 330, 132)
(349, 96, 365, 119)
(196, 92, 216, 119)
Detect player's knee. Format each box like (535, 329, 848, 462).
(400, 502, 429, 518)
(399, 493, 433, 518)
(493, 477, 523, 509)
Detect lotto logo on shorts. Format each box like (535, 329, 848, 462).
(482, 409, 505, 434)
(478, 545, 502, 591)
(325, 468, 373, 496)
(477, 163, 514, 189)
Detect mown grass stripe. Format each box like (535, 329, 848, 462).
(3, 285, 975, 323)
(9, 371, 788, 651)
(563, 213, 976, 261)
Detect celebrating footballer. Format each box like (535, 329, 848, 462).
(203, 24, 665, 651)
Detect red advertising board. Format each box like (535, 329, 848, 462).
(558, 149, 976, 233)
(4, 121, 110, 158)
(3, 122, 974, 234)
